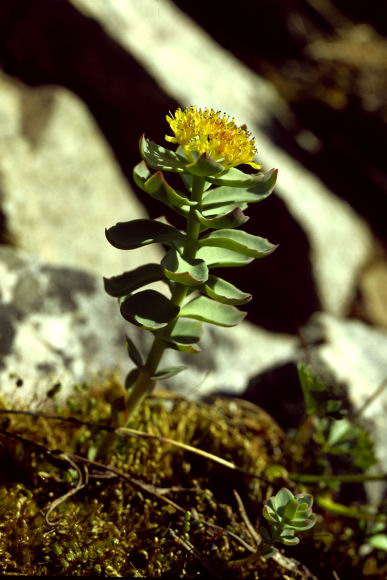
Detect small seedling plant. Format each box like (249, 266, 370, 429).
(262, 487, 316, 555)
(297, 363, 376, 472)
(104, 106, 278, 425)
(227, 487, 317, 568)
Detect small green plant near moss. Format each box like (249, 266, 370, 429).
(227, 487, 317, 570)
(103, 106, 278, 431)
(262, 488, 316, 554)
(296, 362, 377, 475)
(291, 362, 387, 554)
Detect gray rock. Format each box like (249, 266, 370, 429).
(0, 246, 296, 406)
(0, 246, 130, 406)
(315, 313, 387, 409)
(0, 72, 162, 278)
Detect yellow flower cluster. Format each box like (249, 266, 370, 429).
(166, 106, 261, 170)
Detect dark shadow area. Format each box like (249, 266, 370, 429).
(212, 192, 321, 333)
(0, 175, 12, 245)
(173, 0, 387, 243)
(0, 210, 10, 245)
(209, 361, 308, 431)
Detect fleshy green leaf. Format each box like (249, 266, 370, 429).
(132, 158, 151, 185)
(207, 167, 277, 189)
(272, 488, 294, 512)
(103, 264, 164, 297)
(125, 368, 140, 390)
(295, 493, 314, 510)
(161, 249, 209, 286)
(283, 498, 299, 521)
(185, 153, 225, 177)
(196, 246, 254, 268)
(326, 419, 360, 447)
(262, 505, 279, 524)
(162, 340, 201, 354)
(151, 366, 187, 380)
(202, 169, 277, 206)
(181, 295, 245, 327)
(140, 135, 187, 173)
(368, 534, 387, 551)
(287, 518, 316, 531)
(195, 208, 249, 229)
(160, 319, 202, 354)
(105, 219, 185, 250)
(199, 229, 278, 258)
(120, 290, 179, 330)
(125, 336, 143, 367)
(144, 171, 192, 207)
(133, 162, 195, 215)
(280, 535, 300, 546)
(203, 275, 252, 305)
(263, 488, 316, 547)
(323, 418, 377, 470)
(202, 202, 248, 218)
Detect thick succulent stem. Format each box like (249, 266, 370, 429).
(97, 177, 206, 458)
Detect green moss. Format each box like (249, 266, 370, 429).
(0, 378, 386, 578)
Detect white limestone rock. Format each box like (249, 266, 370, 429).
(0, 246, 296, 406)
(0, 72, 162, 278)
(312, 313, 387, 502)
(316, 312, 387, 460)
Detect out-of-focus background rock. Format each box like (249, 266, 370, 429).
(0, 0, 386, 465)
(0, 245, 296, 407)
(0, 74, 162, 275)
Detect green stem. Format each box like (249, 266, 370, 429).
(121, 176, 206, 422)
(290, 472, 387, 484)
(97, 176, 205, 459)
(316, 495, 387, 522)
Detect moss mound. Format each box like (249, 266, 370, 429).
(0, 379, 385, 578)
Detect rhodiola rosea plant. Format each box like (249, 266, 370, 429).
(103, 106, 278, 431)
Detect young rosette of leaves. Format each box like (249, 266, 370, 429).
(103, 105, 278, 429)
(297, 364, 377, 470)
(262, 488, 316, 554)
(318, 417, 377, 471)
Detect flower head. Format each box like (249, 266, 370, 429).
(165, 106, 261, 170)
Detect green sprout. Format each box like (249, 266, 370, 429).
(103, 106, 277, 434)
(227, 487, 316, 568)
(261, 487, 316, 556)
